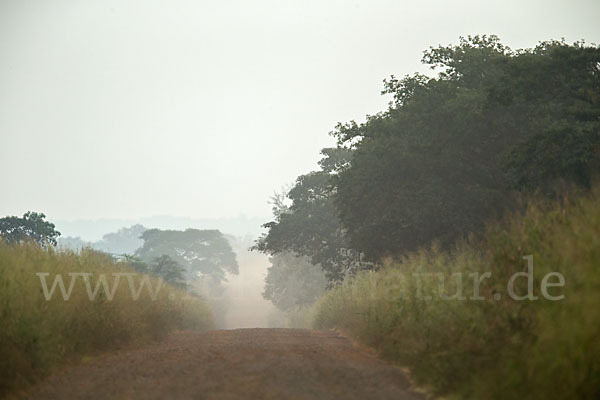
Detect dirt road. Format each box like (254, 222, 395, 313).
(27, 329, 424, 400)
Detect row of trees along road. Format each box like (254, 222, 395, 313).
(0, 213, 239, 294)
(254, 35, 600, 295)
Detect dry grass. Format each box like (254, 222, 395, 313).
(0, 245, 213, 397)
(313, 188, 600, 399)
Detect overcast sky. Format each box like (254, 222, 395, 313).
(1, 0, 599, 222)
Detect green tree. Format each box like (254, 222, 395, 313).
(332, 36, 600, 260)
(135, 229, 238, 284)
(500, 40, 600, 191)
(254, 148, 370, 284)
(0, 211, 60, 246)
(148, 255, 187, 288)
(122, 254, 149, 273)
(263, 252, 327, 311)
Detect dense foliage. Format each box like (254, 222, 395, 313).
(263, 252, 327, 311)
(333, 36, 600, 259)
(125, 254, 188, 288)
(254, 148, 370, 284)
(256, 36, 600, 281)
(0, 212, 61, 247)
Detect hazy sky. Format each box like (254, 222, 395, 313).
(1, 0, 599, 221)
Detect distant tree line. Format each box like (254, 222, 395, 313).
(0, 213, 238, 291)
(59, 224, 147, 255)
(255, 35, 600, 292)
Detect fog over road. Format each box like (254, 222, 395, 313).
(222, 244, 280, 329)
(27, 329, 424, 400)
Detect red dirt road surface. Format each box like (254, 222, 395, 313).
(26, 329, 425, 400)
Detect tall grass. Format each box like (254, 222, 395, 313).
(0, 244, 213, 397)
(313, 189, 600, 399)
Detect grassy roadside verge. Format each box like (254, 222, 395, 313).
(313, 189, 600, 399)
(0, 244, 213, 397)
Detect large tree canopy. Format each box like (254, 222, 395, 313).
(0, 212, 60, 247)
(135, 229, 238, 283)
(332, 36, 600, 260)
(254, 148, 370, 284)
(256, 36, 599, 291)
